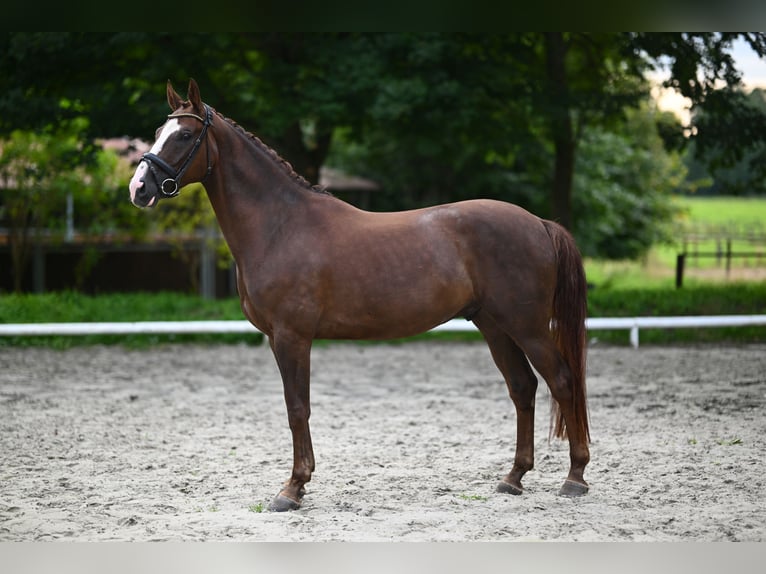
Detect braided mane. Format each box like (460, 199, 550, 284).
(210, 106, 330, 195)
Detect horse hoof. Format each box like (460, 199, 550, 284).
(267, 494, 301, 512)
(558, 479, 588, 497)
(496, 480, 524, 495)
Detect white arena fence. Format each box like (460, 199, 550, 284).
(1, 316, 766, 348)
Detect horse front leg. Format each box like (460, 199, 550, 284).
(267, 332, 315, 512)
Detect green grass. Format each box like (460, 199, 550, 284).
(585, 253, 673, 290)
(674, 195, 766, 226)
(248, 502, 265, 513)
(0, 291, 245, 323)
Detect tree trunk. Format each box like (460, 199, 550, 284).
(544, 32, 575, 231)
(9, 205, 32, 293)
(551, 127, 575, 231)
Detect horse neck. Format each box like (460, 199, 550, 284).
(202, 120, 318, 259)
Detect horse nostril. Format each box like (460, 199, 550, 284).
(137, 182, 154, 201)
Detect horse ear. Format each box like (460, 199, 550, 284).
(167, 80, 184, 111)
(187, 78, 203, 114)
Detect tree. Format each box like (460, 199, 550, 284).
(333, 33, 766, 246)
(632, 33, 766, 180)
(502, 33, 766, 230)
(683, 88, 766, 195)
(2, 121, 86, 290)
(571, 105, 687, 258)
(0, 115, 144, 291)
(326, 33, 530, 209)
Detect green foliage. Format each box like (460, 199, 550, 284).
(153, 183, 233, 282)
(327, 35, 690, 259)
(588, 282, 766, 317)
(0, 118, 148, 291)
(0, 120, 88, 234)
(2, 32, 766, 269)
(572, 105, 686, 259)
(683, 89, 766, 195)
(326, 34, 525, 210)
(73, 145, 145, 238)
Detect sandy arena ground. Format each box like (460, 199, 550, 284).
(0, 341, 764, 541)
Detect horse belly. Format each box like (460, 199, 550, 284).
(317, 253, 473, 340)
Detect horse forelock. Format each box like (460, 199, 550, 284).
(212, 108, 330, 196)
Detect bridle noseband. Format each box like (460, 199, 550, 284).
(141, 104, 213, 197)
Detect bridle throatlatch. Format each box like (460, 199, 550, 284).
(141, 104, 213, 197)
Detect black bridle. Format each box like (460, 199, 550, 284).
(141, 104, 213, 197)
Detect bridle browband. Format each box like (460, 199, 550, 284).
(141, 104, 213, 197)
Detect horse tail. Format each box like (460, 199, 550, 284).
(542, 220, 590, 443)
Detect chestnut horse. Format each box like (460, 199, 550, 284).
(129, 79, 591, 511)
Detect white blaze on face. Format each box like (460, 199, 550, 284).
(129, 118, 182, 205)
(129, 162, 148, 205)
(148, 118, 182, 156)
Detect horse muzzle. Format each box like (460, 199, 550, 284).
(129, 161, 160, 208)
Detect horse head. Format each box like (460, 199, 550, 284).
(129, 79, 214, 208)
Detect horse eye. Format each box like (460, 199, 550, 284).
(181, 130, 193, 141)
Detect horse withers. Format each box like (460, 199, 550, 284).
(129, 79, 591, 511)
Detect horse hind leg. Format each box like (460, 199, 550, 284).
(474, 313, 538, 495)
(520, 335, 590, 497)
